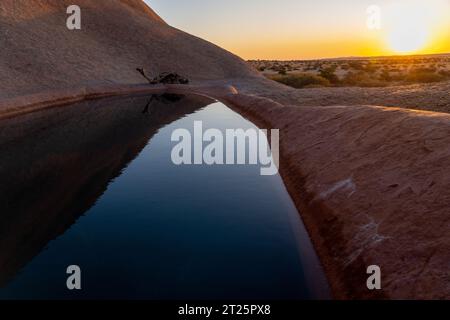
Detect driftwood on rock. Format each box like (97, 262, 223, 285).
(136, 68, 189, 85)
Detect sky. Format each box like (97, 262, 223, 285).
(144, 0, 450, 60)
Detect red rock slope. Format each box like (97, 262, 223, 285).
(219, 92, 450, 300)
(0, 0, 257, 100)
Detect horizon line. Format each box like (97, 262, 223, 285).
(246, 52, 450, 62)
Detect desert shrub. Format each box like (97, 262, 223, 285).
(379, 69, 392, 82)
(412, 66, 437, 73)
(389, 73, 406, 82)
(269, 73, 330, 88)
(364, 63, 379, 73)
(278, 68, 287, 75)
(349, 61, 364, 70)
(405, 70, 445, 83)
(313, 62, 322, 70)
(342, 71, 386, 87)
(438, 70, 450, 78)
(319, 66, 340, 84)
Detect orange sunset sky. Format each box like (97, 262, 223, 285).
(147, 0, 450, 60)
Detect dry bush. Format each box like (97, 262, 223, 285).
(342, 71, 387, 87)
(269, 73, 330, 88)
(405, 70, 445, 83)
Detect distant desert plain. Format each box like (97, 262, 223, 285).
(249, 53, 450, 113)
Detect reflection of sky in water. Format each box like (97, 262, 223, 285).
(0, 101, 328, 300)
(170, 102, 272, 167)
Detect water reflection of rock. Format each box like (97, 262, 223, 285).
(0, 94, 212, 286)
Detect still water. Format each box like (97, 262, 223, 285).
(0, 94, 329, 299)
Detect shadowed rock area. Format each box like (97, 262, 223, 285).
(0, 93, 212, 287)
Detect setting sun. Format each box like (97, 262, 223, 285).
(384, 1, 446, 54)
(385, 4, 430, 53)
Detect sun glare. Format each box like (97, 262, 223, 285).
(384, 1, 440, 54)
